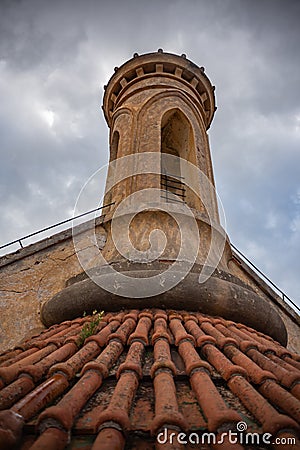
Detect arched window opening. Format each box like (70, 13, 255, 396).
(104, 130, 120, 209)
(161, 110, 187, 203)
(160, 109, 199, 208)
(110, 130, 120, 161)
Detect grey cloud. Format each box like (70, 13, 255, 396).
(0, 0, 299, 307)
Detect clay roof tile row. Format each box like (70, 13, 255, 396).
(0, 309, 299, 449)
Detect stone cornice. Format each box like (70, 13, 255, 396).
(102, 51, 216, 129)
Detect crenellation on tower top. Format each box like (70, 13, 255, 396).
(102, 51, 216, 130)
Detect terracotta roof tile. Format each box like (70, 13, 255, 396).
(0, 309, 299, 449)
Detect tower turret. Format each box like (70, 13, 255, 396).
(100, 51, 228, 270)
(42, 51, 287, 345)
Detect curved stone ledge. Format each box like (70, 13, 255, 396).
(102, 51, 216, 129)
(41, 263, 287, 346)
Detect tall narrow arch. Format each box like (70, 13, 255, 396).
(110, 130, 120, 161)
(160, 109, 198, 207)
(104, 130, 120, 209)
(161, 110, 190, 155)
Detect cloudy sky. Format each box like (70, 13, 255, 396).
(0, 0, 299, 309)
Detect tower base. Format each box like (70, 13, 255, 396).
(41, 261, 287, 345)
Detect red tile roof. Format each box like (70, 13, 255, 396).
(0, 309, 299, 449)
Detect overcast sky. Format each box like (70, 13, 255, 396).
(0, 0, 299, 309)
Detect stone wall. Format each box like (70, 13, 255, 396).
(228, 255, 300, 353)
(0, 220, 107, 352)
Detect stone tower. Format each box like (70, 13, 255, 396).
(1, 52, 299, 450)
(42, 51, 286, 345)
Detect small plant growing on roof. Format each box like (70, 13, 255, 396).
(77, 309, 104, 347)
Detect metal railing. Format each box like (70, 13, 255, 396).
(0, 204, 298, 314)
(231, 244, 300, 313)
(0, 202, 115, 251)
(161, 171, 186, 203)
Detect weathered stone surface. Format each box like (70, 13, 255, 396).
(0, 223, 106, 352)
(41, 261, 288, 346)
(228, 254, 300, 353)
